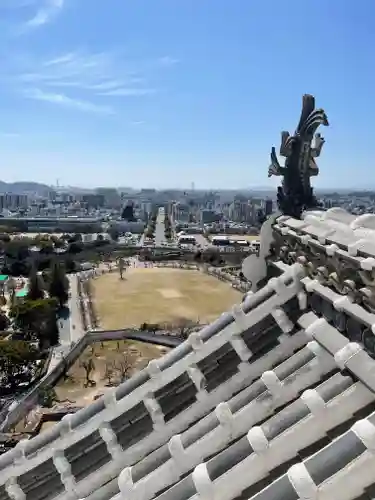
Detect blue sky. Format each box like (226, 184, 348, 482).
(0, 0, 374, 189)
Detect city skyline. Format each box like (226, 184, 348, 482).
(0, 0, 374, 189)
(2, 179, 375, 194)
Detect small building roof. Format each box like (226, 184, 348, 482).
(0, 275, 8, 282)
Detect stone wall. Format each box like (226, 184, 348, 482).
(202, 265, 251, 293)
(0, 335, 88, 432)
(0, 329, 182, 432)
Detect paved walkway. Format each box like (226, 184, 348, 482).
(69, 274, 85, 343)
(58, 274, 84, 344)
(49, 274, 86, 373)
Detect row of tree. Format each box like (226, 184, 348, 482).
(145, 211, 158, 239)
(164, 213, 172, 240)
(0, 234, 139, 277)
(8, 261, 69, 347)
(0, 231, 106, 250)
(0, 262, 70, 395)
(82, 278, 100, 329)
(27, 261, 69, 307)
(139, 317, 201, 339)
(77, 278, 88, 331)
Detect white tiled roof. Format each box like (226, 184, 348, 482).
(2, 208, 375, 500)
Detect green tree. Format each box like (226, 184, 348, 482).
(27, 266, 45, 301)
(39, 386, 63, 407)
(10, 298, 59, 348)
(5, 240, 30, 261)
(48, 261, 69, 308)
(164, 228, 172, 240)
(53, 237, 65, 249)
(39, 240, 54, 254)
(67, 241, 83, 254)
(64, 256, 76, 273)
(0, 340, 40, 393)
(38, 386, 58, 408)
(0, 312, 9, 331)
(108, 227, 119, 241)
(0, 232, 11, 242)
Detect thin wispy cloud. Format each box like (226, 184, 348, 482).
(0, 0, 64, 36)
(158, 56, 179, 67)
(26, 0, 64, 28)
(15, 51, 159, 100)
(18, 51, 144, 92)
(24, 88, 115, 115)
(4, 0, 65, 33)
(43, 52, 77, 66)
(99, 88, 156, 97)
(1, 47, 178, 115)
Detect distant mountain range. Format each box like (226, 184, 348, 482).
(0, 180, 373, 197)
(0, 181, 52, 195)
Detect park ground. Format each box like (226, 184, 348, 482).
(91, 267, 242, 329)
(54, 339, 168, 407)
(17, 339, 168, 433)
(23, 267, 241, 432)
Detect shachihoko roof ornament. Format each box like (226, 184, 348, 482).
(268, 94, 329, 219)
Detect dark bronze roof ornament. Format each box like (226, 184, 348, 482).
(268, 94, 329, 219)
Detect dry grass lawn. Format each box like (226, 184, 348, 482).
(92, 268, 241, 329)
(15, 340, 169, 432)
(55, 340, 169, 406)
(16, 340, 168, 433)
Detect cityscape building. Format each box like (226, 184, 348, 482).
(0, 193, 28, 211)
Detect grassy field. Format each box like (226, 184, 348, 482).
(92, 267, 241, 329)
